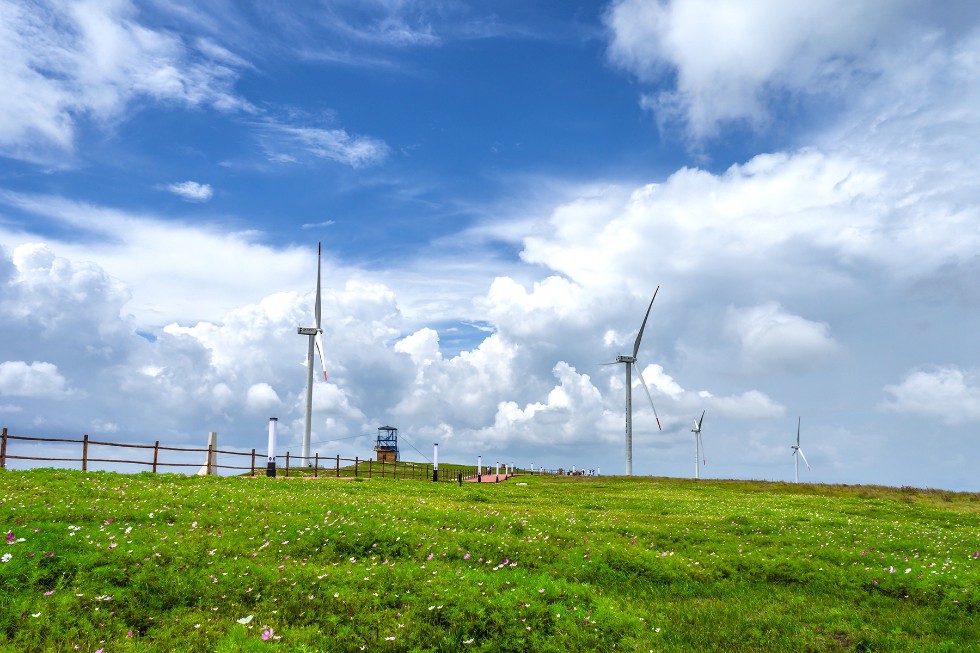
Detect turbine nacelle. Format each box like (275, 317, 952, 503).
(615, 354, 636, 364)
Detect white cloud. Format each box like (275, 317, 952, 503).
(603, 0, 964, 138)
(0, 0, 249, 163)
(0, 361, 70, 398)
(246, 383, 281, 412)
(259, 122, 390, 168)
(881, 367, 980, 424)
(167, 181, 213, 202)
(726, 303, 840, 374)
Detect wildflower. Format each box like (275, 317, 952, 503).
(127, 631, 133, 637)
(1, 553, 12, 563)
(262, 628, 275, 641)
(463, 639, 475, 645)
(385, 636, 396, 641)
(236, 615, 254, 624)
(5, 532, 13, 542)
(44, 591, 54, 596)
(463, 553, 470, 560)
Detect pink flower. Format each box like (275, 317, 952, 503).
(261, 628, 274, 641)
(463, 553, 470, 560)
(127, 631, 133, 637)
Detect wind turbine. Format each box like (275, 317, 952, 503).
(609, 287, 662, 475)
(297, 242, 328, 467)
(692, 410, 706, 479)
(791, 416, 810, 483)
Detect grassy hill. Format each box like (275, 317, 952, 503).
(1, 469, 978, 651)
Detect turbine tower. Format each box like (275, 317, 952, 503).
(791, 416, 810, 483)
(692, 410, 706, 479)
(297, 242, 328, 467)
(610, 287, 662, 475)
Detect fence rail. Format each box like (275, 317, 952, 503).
(0, 428, 559, 480)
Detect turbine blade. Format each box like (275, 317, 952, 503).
(314, 242, 323, 329)
(798, 448, 810, 469)
(315, 332, 328, 382)
(797, 416, 801, 446)
(699, 410, 706, 430)
(633, 362, 662, 430)
(632, 286, 659, 358)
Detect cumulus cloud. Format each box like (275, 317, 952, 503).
(478, 362, 605, 445)
(726, 303, 840, 374)
(881, 367, 980, 424)
(167, 181, 213, 202)
(0, 361, 70, 398)
(246, 383, 281, 412)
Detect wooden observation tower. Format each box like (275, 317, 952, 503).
(374, 425, 399, 463)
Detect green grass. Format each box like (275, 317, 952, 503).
(1, 469, 978, 652)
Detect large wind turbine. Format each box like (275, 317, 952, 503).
(611, 288, 662, 475)
(791, 416, 810, 483)
(692, 410, 706, 479)
(297, 242, 328, 467)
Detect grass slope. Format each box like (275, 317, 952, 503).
(1, 470, 978, 652)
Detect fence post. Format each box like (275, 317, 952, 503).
(152, 440, 160, 473)
(354, 456, 359, 478)
(368, 459, 373, 478)
(1, 427, 7, 470)
(285, 452, 290, 478)
(82, 434, 89, 472)
(251, 449, 256, 477)
(336, 454, 340, 477)
(381, 458, 385, 479)
(314, 453, 319, 478)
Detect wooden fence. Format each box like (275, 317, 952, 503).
(0, 427, 554, 481)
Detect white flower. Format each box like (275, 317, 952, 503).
(1, 553, 12, 563)
(236, 615, 254, 624)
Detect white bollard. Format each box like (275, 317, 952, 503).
(267, 417, 278, 477)
(433, 443, 439, 482)
(478, 455, 482, 483)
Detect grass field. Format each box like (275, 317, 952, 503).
(1, 469, 978, 652)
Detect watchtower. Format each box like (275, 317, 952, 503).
(375, 425, 399, 463)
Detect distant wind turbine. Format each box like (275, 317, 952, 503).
(297, 242, 328, 467)
(608, 288, 662, 476)
(692, 410, 706, 479)
(791, 416, 810, 483)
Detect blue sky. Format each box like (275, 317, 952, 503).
(2, 0, 980, 490)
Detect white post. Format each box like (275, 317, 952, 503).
(267, 417, 278, 477)
(478, 455, 482, 483)
(433, 443, 439, 482)
(197, 431, 218, 476)
(495, 461, 500, 478)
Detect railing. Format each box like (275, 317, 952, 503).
(0, 428, 558, 480)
